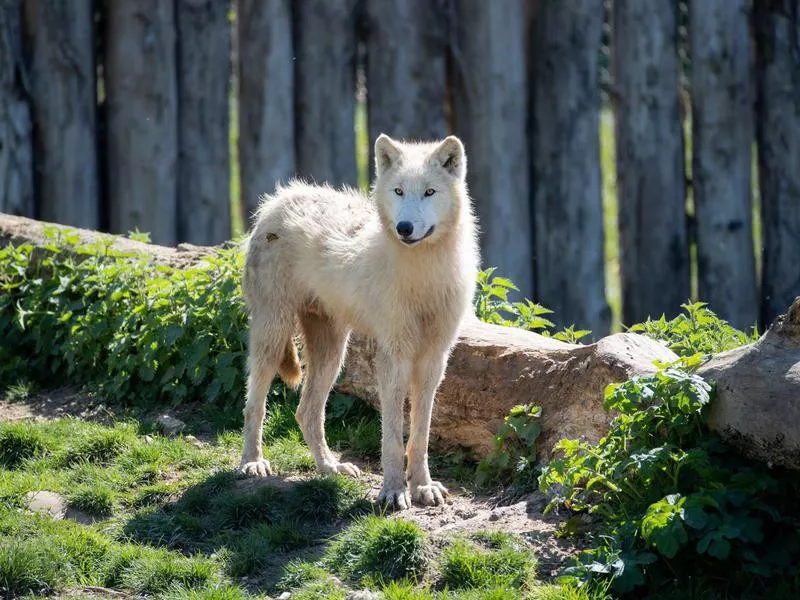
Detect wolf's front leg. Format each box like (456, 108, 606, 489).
(375, 349, 413, 510)
(407, 350, 449, 506)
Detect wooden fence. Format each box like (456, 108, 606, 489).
(0, 0, 798, 337)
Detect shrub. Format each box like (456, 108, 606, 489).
(539, 356, 800, 595)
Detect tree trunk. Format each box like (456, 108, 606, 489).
(22, 0, 98, 229)
(104, 0, 178, 245)
(690, 0, 757, 330)
(0, 0, 34, 217)
(754, 0, 800, 325)
(452, 0, 533, 298)
(364, 0, 448, 178)
(293, 0, 358, 187)
(176, 0, 231, 245)
(530, 0, 609, 337)
(613, 0, 689, 324)
(237, 0, 294, 227)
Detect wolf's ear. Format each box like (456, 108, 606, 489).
(375, 134, 402, 177)
(432, 136, 466, 180)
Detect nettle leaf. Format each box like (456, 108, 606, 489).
(641, 495, 688, 558)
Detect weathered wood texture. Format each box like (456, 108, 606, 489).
(364, 0, 448, 175)
(452, 0, 533, 299)
(0, 213, 680, 458)
(105, 0, 179, 245)
(701, 296, 800, 469)
(690, 0, 758, 330)
(530, 0, 610, 337)
(293, 0, 358, 187)
(176, 0, 231, 245)
(613, 0, 689, 324)
(754, 0, 800, 325)
(238, 0, 294, 225)
(0, 0, 34, 217)
(22, 0, 98, 230)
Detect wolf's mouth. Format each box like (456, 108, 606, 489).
(401, 225, 436, 245)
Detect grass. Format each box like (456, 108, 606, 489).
(325, 515, 427, 585)
(0, 409, 597, 599)
(438, 533, 537, 591)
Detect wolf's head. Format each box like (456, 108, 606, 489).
(372, 134, 468, 247)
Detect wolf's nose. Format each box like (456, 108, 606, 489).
(396, 221, 414, 238)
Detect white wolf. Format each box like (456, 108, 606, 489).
(238, 134, 479, 509)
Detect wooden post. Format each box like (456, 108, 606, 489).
(613, 0, 689, 324)
(364, 0, 448, 174)
(690, 0, 758, 329)
(105, 0, 178, 245)
(293, 0, 358, 187)
(0, 0, 34, 217)
(755, 0, 800, 325)
(238, 0, 295, 226)
(22, 0, 99, 229)
(176, 0, 231, 245)
(530, 0, 610, 336)
(452, 0, 533, 298)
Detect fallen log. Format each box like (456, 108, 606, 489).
(700, 296, 800, 470)
(0, 213, 678, 457)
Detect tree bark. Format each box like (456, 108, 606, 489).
(613, 0, 689, 324)
(754, 0, 800, 325)
(105, 0, 178, 245)
(176, 0, 231, 245)
(293, 0, 358, 187)
(22, 0, 98, 230)
(690, 0, 758, 330)
(530, 0, 609, 337)
(0, 0, 34, 217)
(237, 0, 294, 226)
(364, 0, 448, 176)
(452, 0, 533, 298)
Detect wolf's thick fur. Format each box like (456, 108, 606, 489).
(239, 135, 479, 509)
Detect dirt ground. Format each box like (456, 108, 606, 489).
(1, 388, 584, 588)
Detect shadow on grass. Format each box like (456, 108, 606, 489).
(120, 469, 374, 593)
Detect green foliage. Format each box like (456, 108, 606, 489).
(539, 357, 800, 595)
(628, 301, 759, 358)
(0, 231, 250, 408)
(474, 268, 591, 342)
(68, 484, 116, 517)
(0, 423, 49, 469)
(438, 533, 536, 591)
(325, 516, 427, 585)
(476, 404, 541, 489)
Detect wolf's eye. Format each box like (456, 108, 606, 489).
(394, 188, 404, 196)
(424, 188, 436, 197)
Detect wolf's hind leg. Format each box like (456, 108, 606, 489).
(296, 312, 360, 478)
(239, 310, 293, 477)
(407, 350, 449, 506)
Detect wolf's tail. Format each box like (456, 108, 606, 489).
(278, 339, 302, 389)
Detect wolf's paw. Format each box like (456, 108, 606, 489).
(320, 461, 362, 478)
(377, 486, 411, 511)
(238, 458, 273, 477)
(410, 480, 449, 507)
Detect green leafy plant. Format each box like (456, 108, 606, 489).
(539, 356, 800, 595)
(628, 301, 759, 358)
(477, 404, 542, 489)
(474, 268, 590, 341)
